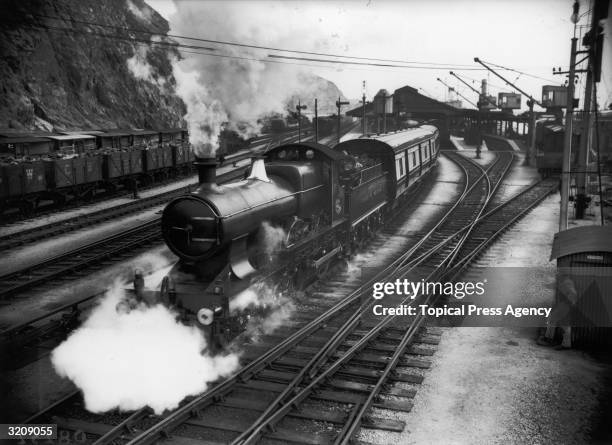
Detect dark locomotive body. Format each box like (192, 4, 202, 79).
(153, 125, 440, 347)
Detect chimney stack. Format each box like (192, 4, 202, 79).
(194, 157, 218, 185)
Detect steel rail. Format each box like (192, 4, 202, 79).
(444, 152, 514, 267)
(232, 153, 508, 444)
(391, 151, 511, 276)
(0, 220, 161, 299)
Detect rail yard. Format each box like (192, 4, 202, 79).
(2, 0, 612, 444)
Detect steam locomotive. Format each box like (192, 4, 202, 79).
(135, 125, 440, 347)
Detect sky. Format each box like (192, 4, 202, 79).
(145, 0, 611, 112)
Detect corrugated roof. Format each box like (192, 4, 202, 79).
(550, 225, 612, 260)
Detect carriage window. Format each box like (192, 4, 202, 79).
(395, 152, 406, 179)
(412, 151, 416, 166)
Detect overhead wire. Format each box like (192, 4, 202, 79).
(31, 13, 481, 69)
(21, 20, 487, 72)
(478, 59, 561, 84)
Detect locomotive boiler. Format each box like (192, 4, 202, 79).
(135, 126, 441, 348)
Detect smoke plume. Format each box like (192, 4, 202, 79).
(167, 1, 349, 157)
(51, 281, 240, 414)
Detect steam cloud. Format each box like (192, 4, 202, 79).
(51, 281, 240, 414)
(167, 1, 349, 156)
(231, 282, 296, 342)
(260, 221, 287, 255)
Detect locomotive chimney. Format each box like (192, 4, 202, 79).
(194, 157, 218, 185)
(247, 156, 270, 182)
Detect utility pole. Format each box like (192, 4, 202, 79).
(296, 101, 307, 143)
(473, 58, 542, 166)
(314, 98, 319, 143)
(559, 38, 578, 231)
(575, 52, 593, 219)
(362, 81, 367, 136)
(382, 91, 388, 134)
(575, 0, 608, 218)
(336, 96, 349, 145)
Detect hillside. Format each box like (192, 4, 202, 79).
(0, 0, 349, 132)
(0, 0, 186, 131)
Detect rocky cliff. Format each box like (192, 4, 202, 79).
(0, 0, 349, 132)
(0, 0, 185, 131)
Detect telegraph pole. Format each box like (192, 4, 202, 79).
(575, 55, 593, 219)
(362, 81, 367, 136)
(574, 0, 607, 218)
(314, 98, 319, 143)
(559, 37, 578, 230)
(296, 101, 307, 143)
(336, 96, 349, 145)
(382, 91, 388, 134)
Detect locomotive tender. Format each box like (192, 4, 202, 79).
(151, 125, 440, 347)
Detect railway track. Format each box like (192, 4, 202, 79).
(18, 150, 555, 444)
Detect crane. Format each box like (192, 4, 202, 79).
(473, 57, 542, 166)
(449, 71, 498, 110)
(436, 78, 478, 109)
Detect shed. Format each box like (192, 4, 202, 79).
(550, 225, 612, 348)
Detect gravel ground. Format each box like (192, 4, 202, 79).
(1, 207, 162, 276)
(356, 165, 611, 444)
